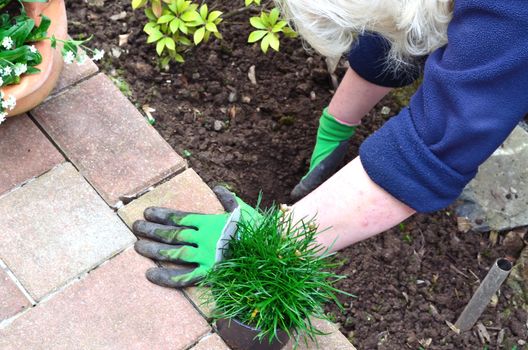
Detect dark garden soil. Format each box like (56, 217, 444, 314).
(67, 1, 527, 349)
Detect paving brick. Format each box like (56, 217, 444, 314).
(117, 169, 224, 226)
(0, 163, 136, 300)
(191, 334, 229, 350)
(32, 73, 185, 206)
(0, 249, 210, 350)
(118, 169, 223, 317)
(0, 115, 63, 196)
(0, 269, 30, 321)
(51, 56, 98, 95)
(285, 318, 357, 350)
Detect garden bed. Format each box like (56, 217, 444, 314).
(67, 1, 527, 348)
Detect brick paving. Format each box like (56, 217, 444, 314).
(0, 269, 30, 321)
(0, 54, 356, 349)
(0, 115, 63, 196)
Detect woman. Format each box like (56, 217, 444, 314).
(133, 1, 528, 287)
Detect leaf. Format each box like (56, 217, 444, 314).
(156, 38, 166, 55)
(199, 4, 208, 19)
(260, 32, 270, 53)
(147, 29, 163, 43)
(174, 52, 184, 63)
(269, 8, 280, 25)
(144, 8, 157, 21)
(193, 26, 205, 45)
(282, 26, 298, 38)
(169, 18, 180, 33)
(164, 37, 176, 51)
(268, 32, 280, 51)
(131, 0, 147, 9)
(208, 10, 222, 22)
(151, 0, 163, 17)
(178, 35, 192, 45)
(179, 21, 188, 34)
(250, 17, 266, 30)
(27, 15, 51, 41)
(157, 14, 174, 24)
(272, 20, 288, 33)
(248, 30, 267, 43)
(144, 22, 159, 34)
(181, 10, 200, 22)
(205, 22, 217, 33)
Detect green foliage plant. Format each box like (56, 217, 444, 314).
(131, 0, 297, 66)
(0, 0, 101, 120)
(201, 204, 352, 346)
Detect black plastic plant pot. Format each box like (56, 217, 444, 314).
(216, 318, 290, 350)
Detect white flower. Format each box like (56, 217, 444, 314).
(0, 111, 6, 125)
(14, 63, 27, 76)
(64, 51, 75, 64)
(0, 77, 3, 86)
(2, 36, 13, 50)
(3, 66, 12, 76)
(29, 45, 37, 53)
(1, 95, 16, 111)
(76, 51, 88, 65)
(92, 49, 105, 61)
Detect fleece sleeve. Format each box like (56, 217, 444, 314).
(348, 33, 422, 88)
(359, 1, 528, 212)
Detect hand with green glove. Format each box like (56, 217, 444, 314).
(133, 186, 259, 288)
(291, 108, 356, 200)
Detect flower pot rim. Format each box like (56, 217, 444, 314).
(3, 0, 67, 117)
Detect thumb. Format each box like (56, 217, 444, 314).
(212, 186, 238, 212)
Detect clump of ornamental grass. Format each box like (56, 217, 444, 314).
(201, 205, 352, 346)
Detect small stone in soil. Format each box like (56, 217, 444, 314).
(214, 120, 226, 131)
(248, 65, 257, 85)
(228, 91, 238, 103)
(242, 96, 251, 104)
(110, 11, 127, 21)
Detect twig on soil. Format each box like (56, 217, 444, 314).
(450, 264, 470, 279)
(468, 269, 481, 284)
(223, 6, 253, 19)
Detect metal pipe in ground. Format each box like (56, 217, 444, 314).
(455, 258, 513, 332)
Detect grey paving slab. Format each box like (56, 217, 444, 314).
(0, 163, 136, 300)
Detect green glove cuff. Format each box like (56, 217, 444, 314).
(306, 108, 356, 176)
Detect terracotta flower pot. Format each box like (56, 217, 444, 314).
(4, 0, 68, 117)
(216, 318, 290, 350)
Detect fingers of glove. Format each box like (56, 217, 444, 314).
(133, 220, 198, 245)
(143, 207, 196, 226)
(212, 186, 238, 212)
(292, 141, 349, 201)
(134, 240, 199, 264)
(145, 267, 204, 288)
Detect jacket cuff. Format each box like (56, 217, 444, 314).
(359, 108, 476, 212)
(348, 33, 422, 88)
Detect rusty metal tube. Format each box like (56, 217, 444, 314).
(455, 258, 513, 332)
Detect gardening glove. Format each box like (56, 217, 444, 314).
(291, 108, 356, 200)
(133, 186, 259, 288)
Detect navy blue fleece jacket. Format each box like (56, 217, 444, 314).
(348, 2, 528, 213)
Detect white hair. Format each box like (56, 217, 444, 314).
(275, 0, 453, 68)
